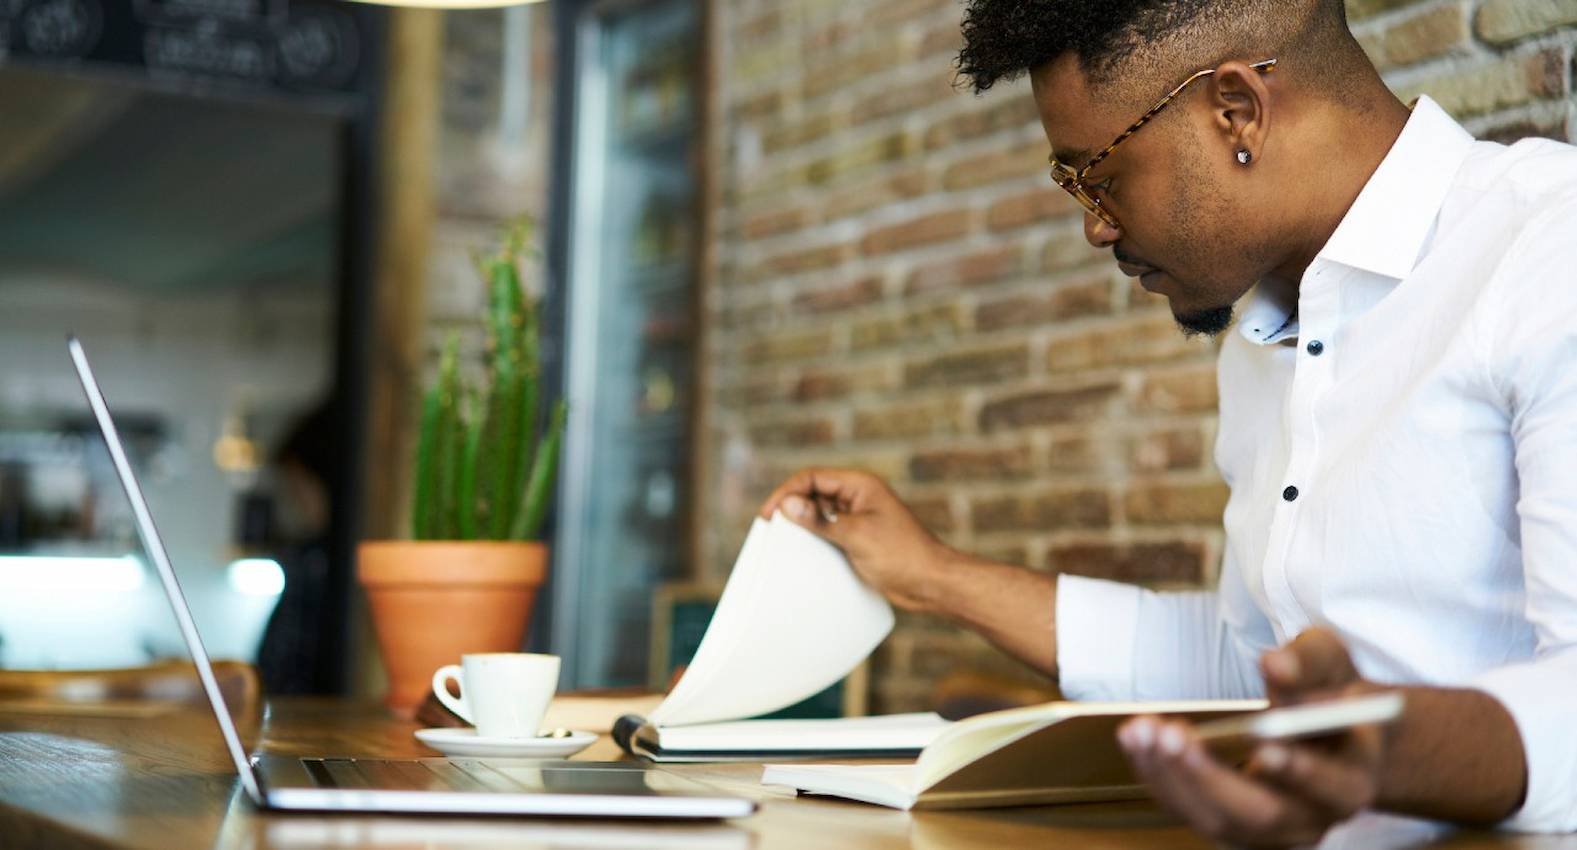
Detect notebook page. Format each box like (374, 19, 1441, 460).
(650, 512, 893, 726)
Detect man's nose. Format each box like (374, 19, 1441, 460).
(1083, 211, 1121, 247)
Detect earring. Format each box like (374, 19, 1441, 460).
(1236, 149, 1253, 165)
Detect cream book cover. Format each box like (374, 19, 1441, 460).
(761, 699, 1267, 809)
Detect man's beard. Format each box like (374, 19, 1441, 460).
(1174, 304, 1234, 337)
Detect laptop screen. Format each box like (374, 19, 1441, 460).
(68, 335, 267, 805)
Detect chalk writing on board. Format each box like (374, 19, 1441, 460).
(20, 0, 101, 57)
(144, 24, 269, 81)
(0, 0, 367, 96)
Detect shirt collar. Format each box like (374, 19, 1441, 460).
(1316, 95, 1475, 280)
(1236, 95, 1475, 346)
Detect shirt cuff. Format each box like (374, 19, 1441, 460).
(1055, 574, 1142, 702)
(1470, 656, 1577, 832)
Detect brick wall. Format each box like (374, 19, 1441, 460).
(698, 0, 1577, 713)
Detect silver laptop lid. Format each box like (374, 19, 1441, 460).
(67, 335, 267, 805)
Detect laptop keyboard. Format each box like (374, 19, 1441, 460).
(300, 758, 518, 792)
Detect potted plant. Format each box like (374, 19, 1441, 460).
(358, 222, 567, 717)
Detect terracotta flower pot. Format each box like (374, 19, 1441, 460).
(357, 541, 548, 717)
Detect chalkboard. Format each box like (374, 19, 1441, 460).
(651, 583, 866, 720)
(0, 0, 379, 98)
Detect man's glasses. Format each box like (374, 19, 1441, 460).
(1049, 58, 1278, 230)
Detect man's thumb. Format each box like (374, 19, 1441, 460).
(780, 494, 847, 541)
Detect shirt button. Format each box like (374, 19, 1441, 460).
(1283, 485, 1300, 502)
(1306, 340, 1324, 356)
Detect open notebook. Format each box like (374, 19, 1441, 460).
(762, 698, 1266, 809)
(613, 512, 948, 762)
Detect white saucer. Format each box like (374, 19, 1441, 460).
(414, 727, 598, 759)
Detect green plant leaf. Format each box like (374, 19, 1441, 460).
(512, 400, 567, 541)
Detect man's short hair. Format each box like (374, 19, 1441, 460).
(957, 0, 1355, 98)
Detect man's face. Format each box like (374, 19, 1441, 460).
(1030, 53, 1272, 336)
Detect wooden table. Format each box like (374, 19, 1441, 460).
(0, 698, 1565, 850)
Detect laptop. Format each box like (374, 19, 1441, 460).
(67, 335, 757, 820)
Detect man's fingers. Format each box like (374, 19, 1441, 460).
(759, 469, 816, 519)
(1252, 736, 1379, 819)
(759, 468, 870, 520)
(1263, 627, 1361, 700)
(1122, 718, 1330, 847)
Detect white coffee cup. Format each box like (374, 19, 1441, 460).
(431, 653, 561, 738)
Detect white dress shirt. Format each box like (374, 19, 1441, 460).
(1054, 96, 1577, 832)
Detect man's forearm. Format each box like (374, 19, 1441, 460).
(921, 552, 1060, 678)
(1375, 685, 1527, 825)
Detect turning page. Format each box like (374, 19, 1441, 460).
(649, 512, 893, 726)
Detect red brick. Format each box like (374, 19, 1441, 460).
(979, 382, 1121, 433)
(917, 17, 963, 58)
(793, 276, 885, 314)
(905, 245, 1023, 296)
(910, 443, 1034, 482)
(904, 343, 1027, 388)
(851, 303, 967, 351)
(759, 242, 853, 277)
(853, 74, 959, 126)
(925, 97, 1042, 149)
(1125, 480, 1230, 524)
(1129, 427, 1207, 472)
(1048, 433, 1106, 472)
(974, 276, 1112, 331)
(745, 328, 837, 364)
(763, 113, 841, 154)
(733, 90, 787, 121)
(1358, 4, 1466, 69)
(805, 132, 918, 186)
(825, 169, 928, 221)
(736, 8, 782, 41)
(742, 206, 812, 239)
(749, 417, 837, 447)
(907, 496, 958, 533)
(792, 363, 895, 402)
(1051, 541, 1207, 584)
(863, 0, 956, 28)
(802, 19, 856, 53)
(1479, 112, 1570, 145)
(972, 489, 1111, 533)
(805, 35, 906, 99)
(942, 140, 1050, 191)
(1137, 365, 1219, 414)
(987, 187, 1082, 231)
(1044, 232, 1107, 273)
(1045, 314, 1208, 373)
(853, 398, 965, 440)
(862, 210, 973, 256)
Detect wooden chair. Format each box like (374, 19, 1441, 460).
(0, 660, 261, 719)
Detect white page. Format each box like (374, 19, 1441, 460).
(658, 712, 946, 751)
(650, 512, 894, 727)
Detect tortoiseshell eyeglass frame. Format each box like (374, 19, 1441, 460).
(1049, 58, 1278, 230)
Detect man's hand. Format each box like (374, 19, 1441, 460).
(760, 467, 1063, 675)
(759, 468, 957, 613)
(1117, 628, 1386, 849)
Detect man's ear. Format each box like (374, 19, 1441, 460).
(1205, 60, 1272, 164)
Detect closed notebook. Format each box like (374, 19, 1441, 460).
(761, 698, 1266, 810)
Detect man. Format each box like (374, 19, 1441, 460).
(759, 0, 1577, 845)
